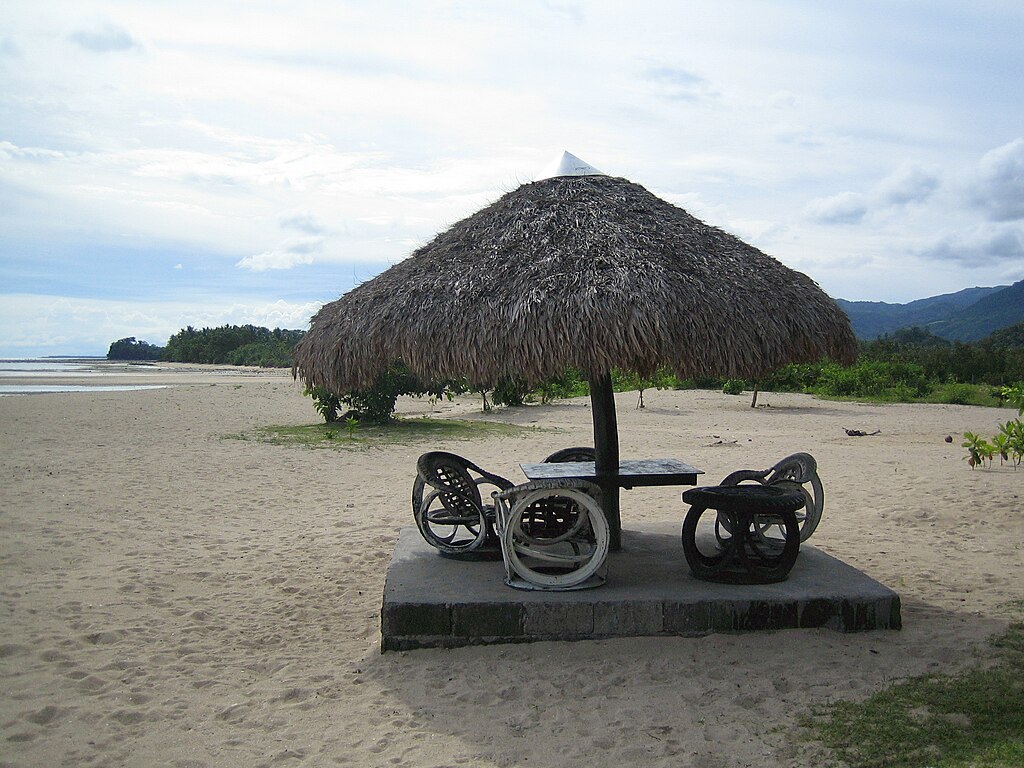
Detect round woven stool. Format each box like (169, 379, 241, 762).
(681, 484, 805, 584)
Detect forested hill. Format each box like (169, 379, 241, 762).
(838, 280, 1024, 341)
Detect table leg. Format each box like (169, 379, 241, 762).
(589, 372, 621, 551)
(601, 481, 621, 551)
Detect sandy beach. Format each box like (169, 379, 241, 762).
(1, 363, 1021, 767)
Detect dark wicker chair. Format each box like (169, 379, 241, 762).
(542, 446, 596, 463)
(718, 452, 824, 543)
(412, 452, 513, 555)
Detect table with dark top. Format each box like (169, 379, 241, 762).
(519, 459, 703, 549)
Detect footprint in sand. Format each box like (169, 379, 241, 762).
(25, 705, 63, 725)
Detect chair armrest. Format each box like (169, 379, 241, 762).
(493, 478, 603, 504)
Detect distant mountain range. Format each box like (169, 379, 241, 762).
(836, 280, 1024, 341)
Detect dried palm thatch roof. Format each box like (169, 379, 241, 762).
(293, 174, 856, 393)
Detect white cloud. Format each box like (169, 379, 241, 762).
(279, 211, 326, 235)
(804, 162, 940, 226)
(0, 141, 67, 161)
(237, 238, 323, 271)
(68, 23, 138, 53)
(804, 191, 868, 224)
(919, 222, 1024, 264)
(644, 64, 719, 102)
(876, 162, 940, 206)
(970, 138, 1024, 221)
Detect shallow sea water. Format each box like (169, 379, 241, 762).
(0, 358, 168, 395)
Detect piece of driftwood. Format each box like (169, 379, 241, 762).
(844, 428, 881, 436)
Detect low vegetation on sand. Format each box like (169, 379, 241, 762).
(228, 418, 544, 450)
(962, 385, 1024, 469)
(805, 620, 1024, 767)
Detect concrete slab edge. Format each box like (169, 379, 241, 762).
(381, 593, 902, 652)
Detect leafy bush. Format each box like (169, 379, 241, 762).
(338, 363, 424, 423)
(491, 375, 531, 407)
(811, 359, 930, 399)
(926, 382, 999, 407)
(963, 419, 1024, 469)
(306, 386, 341, 423)
(722, 379, 745, 395)
(999, 419, 1024, 468)
(1001, 383, 1024, 415)
(761, 362, 827, 392)
(533, 368, 588, 403)
(962, 432, 994, 469)
(673, 376, 728, 390)
(307, 362, 465, 425)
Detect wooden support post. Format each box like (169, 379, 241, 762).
(589, 372, 622, 551)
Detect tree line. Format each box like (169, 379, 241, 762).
(109, 320, 1024, 420)
(107, 325, 306, 367)
(308, 322, 1024, 423)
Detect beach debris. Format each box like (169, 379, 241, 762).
(844, 428, 881, 436)
(706, 435, 739, 446)
(945, 435, 953, 443)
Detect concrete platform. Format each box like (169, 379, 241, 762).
(381, 523, 901, 651)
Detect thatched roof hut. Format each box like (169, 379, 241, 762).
(293, 160, 856, 549)
(293, 173, 856, 393)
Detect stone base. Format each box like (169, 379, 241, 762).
(381, 524, 901, 651)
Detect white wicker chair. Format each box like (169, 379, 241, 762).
(491, 479, 609, 590)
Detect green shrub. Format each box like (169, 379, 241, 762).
(305, 386, 341, 423)
(306, 362, 466, 425)
(722, 379, 745, 395)
(674, 376, 727, 390)
(491, 375, 531, 407)
(339, 363, 424, 423)
(812, 359, 930, 399)
(1000, 419, 1024, 468)
(1002, 383, 1024, 415)
(533, 368, 589, 403)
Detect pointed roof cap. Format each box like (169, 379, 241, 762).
(535, 150, 604, 180)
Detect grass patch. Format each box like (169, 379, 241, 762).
(811, 383, 1003, 408)
(919, 383, 1003, 408)
(805, 622, 1024, 767)
(229, 416, 547, 450)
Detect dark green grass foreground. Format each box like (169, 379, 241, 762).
(806, 623, 1024, 767)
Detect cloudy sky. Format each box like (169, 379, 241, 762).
(2, 1, 1023, 356)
